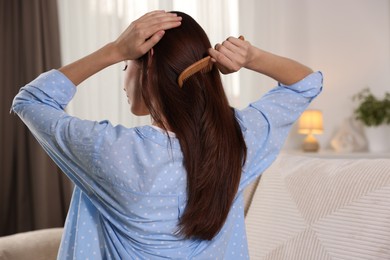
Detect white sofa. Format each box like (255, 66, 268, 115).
(1, 154, 390, 259)
(0, 228, 62, 260)
(244, 154, 390, 259)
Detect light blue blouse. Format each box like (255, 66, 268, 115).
(12, 70, 322, 259)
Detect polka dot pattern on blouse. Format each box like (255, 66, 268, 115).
(11, 70, 323, 259)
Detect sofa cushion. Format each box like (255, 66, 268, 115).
(0, 228, 63, 260)
(245, 154, 390, 259)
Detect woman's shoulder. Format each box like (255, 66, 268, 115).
(113, 125, 181, 150)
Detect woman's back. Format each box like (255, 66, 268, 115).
(47, 120, 248, 258)
(11, 10, 322, 259)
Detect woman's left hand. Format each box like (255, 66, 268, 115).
(113, 11, 182, 61)
(59, 11, 181, 86)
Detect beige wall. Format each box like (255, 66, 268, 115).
(237, 0, 390, 150)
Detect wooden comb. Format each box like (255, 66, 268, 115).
(177, 36, 245, 88)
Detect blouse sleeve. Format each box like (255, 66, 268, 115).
(11, 70, 120, 200)
(237, 71, 323, 191)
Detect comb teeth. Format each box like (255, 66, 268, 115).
(177, 56, 213, 88)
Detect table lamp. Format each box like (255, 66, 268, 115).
(298, 110, 323, 152)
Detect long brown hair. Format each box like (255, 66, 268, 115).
(139, 11, 247, 240)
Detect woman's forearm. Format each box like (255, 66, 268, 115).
(59, 43, 121, 86)
(209, 36, 314, 86)
(245, 47, 313, 86)
(58, 11, 182, 87)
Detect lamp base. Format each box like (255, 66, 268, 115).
(302, 134, 319, 152)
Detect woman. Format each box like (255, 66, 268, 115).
(12, 11, 322, 259)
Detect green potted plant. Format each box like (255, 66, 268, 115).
(353, 88, 390, 152)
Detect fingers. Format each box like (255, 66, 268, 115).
(116, 11, 182, 60)
(209, 36, 247, 74)
(137, 11, 182, 40)
(223, 38, 247, 57)
(209, 48, 231, 65)
(134, 12, 181, 54)
(209, 48, 239, 74)
(137, 12, 181, 54)
(141, 30, 165, 54)
(215, 42, 237, 64)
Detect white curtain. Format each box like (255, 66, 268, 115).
(57, 0, 239, 127)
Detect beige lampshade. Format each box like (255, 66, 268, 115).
(298, 110, 324, 134)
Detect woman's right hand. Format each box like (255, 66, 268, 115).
(113, 11, 182, 61)
(209, 36, 313, 85)
(208, 36, 253, 75)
